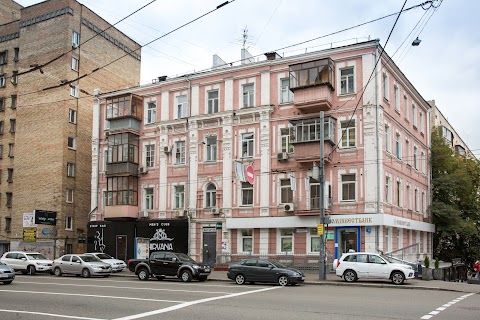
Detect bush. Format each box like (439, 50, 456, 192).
(424, 256, 430, 269)
(434, 257, 439, 269)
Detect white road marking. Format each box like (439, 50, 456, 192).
(0, 309, 106, 320)
(15, 281, 232, 294)
(112, 286, 281, 320)
(420, 293, 475, 319)
(0, 289, 184, 303)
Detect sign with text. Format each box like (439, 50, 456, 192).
(245, 165, 254, 184)
(317, 224, 324, 236)
(34, 210, 57, 225)
(23, 227, 37, 242)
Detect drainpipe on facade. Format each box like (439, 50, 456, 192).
(375, 40, 381, 252)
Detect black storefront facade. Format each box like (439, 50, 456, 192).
(87, 218, 188, 261)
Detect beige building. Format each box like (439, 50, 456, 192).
(0, 0, 141, 258)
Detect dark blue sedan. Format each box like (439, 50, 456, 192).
(0, 261, 15, 284)
(227, 259, 305, 286)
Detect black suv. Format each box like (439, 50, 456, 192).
(134, 251, 211, 282)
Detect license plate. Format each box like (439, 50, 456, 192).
(204, 268, 210, 272)
(0, 274, 8, 278)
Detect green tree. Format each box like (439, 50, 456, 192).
(431, 128, 480, 266)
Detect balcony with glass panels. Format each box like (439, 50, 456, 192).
(290, 117, 336, 163)
(106, 94, 144, 133)
(105, 133, 140, 177)
(289, 58, 335, 113)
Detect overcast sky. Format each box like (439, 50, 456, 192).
(15, 0, 480, 153)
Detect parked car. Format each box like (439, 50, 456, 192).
(333, 252, 415, 285)
(0, 261, 15, 284)
(52, 254, 112, 278)
(133, 251, 211, 282)
(85, 253, 126, 272)
(227, 259, 305, 286)
(0, 251, 53, 275)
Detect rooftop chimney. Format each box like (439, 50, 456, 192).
(265, 51, 281, 60)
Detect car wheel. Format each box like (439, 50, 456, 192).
(180, 270, 192, 282)
(278, 275, 289, 286)
(137, 268, 149, 281)
(343, 270, 357, 282)
(391, 271, 405, 285)
(27, 265, 36, 275)
(2, 281, 13, 285)
(54, 267, 62, 277)
(235, 274, 245, 285)
(198, 276, 208, 282)
(81, 268, 91, 278)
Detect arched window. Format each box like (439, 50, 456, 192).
(206, 183, 217, 208)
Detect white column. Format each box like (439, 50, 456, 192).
(161, 91, 169, 121)
(261, 71, 270, 106)
(259, 228, 269, 256)
(260, 109, 271, 216)
(191, 84, 199, 116)
(188, 121, 199, 210)
(159, 128, 169, 213)
(224, 78, 233, 111)
(222, 115, 233, 216)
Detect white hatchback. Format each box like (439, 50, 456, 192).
(0, 251, 53, 275)
(333, 252, 415, 285)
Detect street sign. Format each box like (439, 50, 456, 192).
(215, 222, 222, 230)
(246, 165, 254, 184)
(34, 210, 57, 225)
(317, 224, 324, 236)
(23, 227, 37, 242)
(41, 228, 53, 236)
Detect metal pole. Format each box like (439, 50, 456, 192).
(319, 111, 326, 281)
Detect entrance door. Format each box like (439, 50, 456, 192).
(202, 231, 217, 267)
(336, 227, 359, 258)
(116, 235, 127, 261)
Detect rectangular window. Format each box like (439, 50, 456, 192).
(280, 78, 292, 103)
(422, 191, 426, 214)
(395, 133, 401, 159)
(415, 189, 419, 211)
(0, 121, 4, 134)
(404, 96, 408, 119)
(241, 182, 253, 206)
(242, 84, 254, 108)
(405, 140, 410, 166)
(5, 217, 11, 231)
(385, 125, 391, 152)
(70, 84, 78, 97)
(174, 185, 184, 209)
(419, 112, 424, 134)
(106, 176, 138, 206)
(66, 189, 74, 203)
(67, 162, 75, 177)
(69, 109, 77, 124)
(310, 179, 320, 209)
(68, 137, 76, 149)
(205, 184, 217, 207)
(72, 31, 80, 48)
(394, 85, 400, 111)
(280, 179, 293, 204)
(11, 71, 18, 85)
(309, 228, 320, 252)
(0, 145, 3, 159)
(341, 174, 355, 201)
(241, 229, 253, 252)
(65, 217, 73, 230)
(413, 146, 418, 170)
(0, 51, 7, 65)
(71, 57, 79, 71)
(383, 72, 388, 100)
(107, 133, 139, 164)
(340, 67, 354, 94)
(13, 48, 19, 62)
(396, 181, 401, 207)
(175, 141, 186, 164)
(8, 143, 13, 158)
(341, 120, 356, 148)
(145, 188, 154, 210)
(385, 176, 391, 203)
(207, 90, 219, 113)
(421, 151, 425, 174)
(7, 168, 13, 183)
(280, 229, 293, 253)
(0, 74, 5, 88)
(242, 133, 254, 158)
(206, 136, 217, 161)
(9, 119, 15, 133)
(176, 95, 187, 119)
(11, 95, 16, 109)
(406, 185, 411, 210)
(146, 102, 156, 124)
(280, 128, 294, 153)
(412, 104, 417, 128)
(146, 144, 155, 167)
(0, 97, 4, 111)
(6, 192, 12, 208)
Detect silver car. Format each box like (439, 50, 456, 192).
(53, 254, 112, 278)
(0, 262, 15, 284)
(85, 252, 127, 272)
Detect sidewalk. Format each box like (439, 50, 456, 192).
(115, 270, 480, 293)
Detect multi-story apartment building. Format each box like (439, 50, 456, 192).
(90, 39, 434, 267)
(429, 100, 474, 158)
(0, 0, 141, 257)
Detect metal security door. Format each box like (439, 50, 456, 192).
(116, 235, 127, 261)
(202, 230, 217, 267)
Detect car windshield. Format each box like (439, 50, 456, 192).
(79, 255, 101, 262)
(269, 260, 288, 269)
(26, 253, 48, 260)
(176, 253, 195, 262)
(95, 253, 112, 259)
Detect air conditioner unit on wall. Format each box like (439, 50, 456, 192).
(139, 210, 149, 218)
(277, 152, 288, 161)
(164, 146, 172, 153)
(175, 210, 187, 217)
(283, 203, 295, 212)
(139, 166, 147, 174)
(211, 207, 220, 214)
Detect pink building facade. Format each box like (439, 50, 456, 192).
(91, 40, 434, 267)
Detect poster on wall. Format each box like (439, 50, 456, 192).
(23, 212, 36, 228)
(134, 238, 150, 259)
(135, 219, 188, 254)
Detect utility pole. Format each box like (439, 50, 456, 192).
(319, 111, 326, 281)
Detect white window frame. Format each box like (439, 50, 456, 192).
(341, 174, 356, 202)
(385, 176, 391, 204)
(174, 185, 185, 209)
(340, 120, 356, 148)
(205, 136, 217, 161)
(207, 90, 219, 114)
(406, 185, 411, 210)
(145, 187, 154, 210)
(278, 229, 293, 253)
(394, 85, 400, 111)
(175, 141, 186, 164)
(405, 140, 410, 166)
(242, 84, 254, 108)
(145, 144, 155, 167)
(280, 127, 294, 153)
(241, 182, 253, 206)
(413, 146, 418, 170)
(146, 102, 156, 124)
(66, 189, 74, 203)
(415, 188, 419, 212)
(395, 132, 402, 159)
(176, 95, 187, 119)
(396, 180, 402, 207)
(0, 74, 5, 88)
(280, 179, 293, 204)
(241, 229, 253, 252)
(419, 111, 424, 134)
(71, 57, 79, 71)
(70, 84, 78, 98)
(72, 31, 80, 47)
(205, 183, 217, 208)
(280, 78, 292, 103)
(412, 104, 417, 128)
(308, 228, 321, 253)
(241, 132, 254, 158)
(65, 217, 73, 230)
(67, 162, 75, 177)
(68, 136, 76, 150)
(340, 67, 354, 94)
(69, 109, 77, 124)
(383, 72, 389, 100)
(385, 125, 391, 153)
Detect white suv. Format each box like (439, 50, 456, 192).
(0, 251, 53, 275)
(333, 252, 415, 285)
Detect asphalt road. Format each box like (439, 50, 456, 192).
(0, 274, 479, 320)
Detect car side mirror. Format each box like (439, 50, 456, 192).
(21, 257, 27, 261)
(172, 258, 177, 262)
(269, 265, 274, 269)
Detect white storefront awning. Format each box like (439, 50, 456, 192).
(226, 213, 435, 232)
